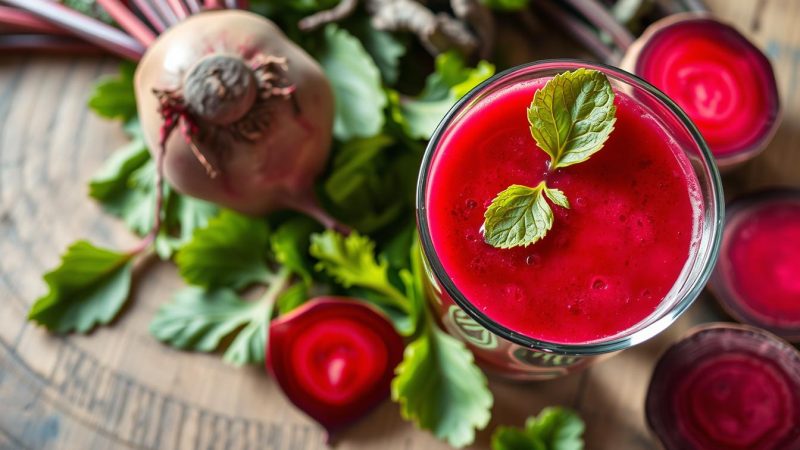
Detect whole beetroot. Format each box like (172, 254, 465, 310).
(135, 10, 336, 226)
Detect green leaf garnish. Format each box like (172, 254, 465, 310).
(317, 24, 387, 140)
(528, 68, 616, 169)
(176, 211, 272, 290)
(28, 241, 134, 333)
(491, 407, 585, 450)
(483, 68, 615, 249)
(392, 327, 493, 448)
(483, 182, 568, 249)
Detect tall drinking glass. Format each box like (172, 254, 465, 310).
(416, 60, 723, 380)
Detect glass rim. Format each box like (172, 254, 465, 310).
(416, 59, 725, 356)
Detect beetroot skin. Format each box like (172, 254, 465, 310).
(645, 323, 800, 450)
(621, 13, 780, 169)
(267, 297, 404, 439)
(710, 189, 800, 342)
(135, 10, 334, 218)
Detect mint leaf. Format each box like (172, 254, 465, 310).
(491, 407, 585, 450)
(176, 211, 272, 290)
(29, 241, 134, 333)
(310, 230, 409, 313)
(317, 24, 387, 140)
(389, 52, 494, 140)
(150, 286, 276, 366)
(484, 182, 568, 249)
(88, 62, 138, 123)
(392, 327, 493, 448)
(528, 68, 616, 169)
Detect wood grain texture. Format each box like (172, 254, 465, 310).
(0, 1, 797, 449)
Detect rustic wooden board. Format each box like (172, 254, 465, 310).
(1, 1, 798, 449)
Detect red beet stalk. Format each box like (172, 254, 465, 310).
(96, 0, 156, 46)
(2, 0, 144, 60)
(0, 34, 102, 55)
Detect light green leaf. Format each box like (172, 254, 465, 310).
(310, 230, 409, 313)
(176, 211, 272, 290)
(544, 187, 570, 209)
(88, 62, 138, 123)
(483, 182, 560, 249)
(28, 241, 134, 333)
(392, 327, 493, 448)
(491, 407, 585, 450)
(390, 52, 494, 140)
(528, 68, 616, 169)
(149, 287, 273, 366)
(317, 24, 387, 140)
(88, 137, 149, 201)
(275, 282, 309, 315)
(270, 217, 319, 284)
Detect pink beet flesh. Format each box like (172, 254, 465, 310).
(711, 190, 800, 341)
(646, 324, 800, 450)
(633, 17, 779, 164)
(267, 298, 404, 437)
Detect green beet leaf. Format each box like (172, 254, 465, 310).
(310, 230, 410, 314)
(491, 407, 585, 450)
(87, 62, 138, 124)
(480, 0, 530, 11)
(29, 241, 134, 333)
(317, 24, 387, 140)
(389, 52, 494, 140)
(270, 216, 319, 285)
(351, 18, 407, 85)
(176, 210, 273, 290)
(149, 284, 283, 366)
(392, 327, 493, 448)
(528, 68, 616, 169)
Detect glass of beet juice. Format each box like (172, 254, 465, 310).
(417, 61, 724, 380)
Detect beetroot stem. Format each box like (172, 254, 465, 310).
(2, 0, 145, 60)
(682, 0, 707, 12)
(131, 0, 167, 32)
(167, 0, 190, 20)
(288, 191, 351, 236)
(0, 34, 103, 54)
(204, 0, 225, 9)
(562, 0, 635, 51)
(184, 0, 201, 13)
(152, 0, 180, 26)
(224, 0, 239, 8)
(0, 6, 71, 35)
(97, 0, 157, 46)
(534, 1, 616, 63)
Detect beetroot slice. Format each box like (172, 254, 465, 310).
(646, 323, 800, 450)
(267, 297, 404, 439)
(621, 13, 780, 169)
(709, 189, 800, 342)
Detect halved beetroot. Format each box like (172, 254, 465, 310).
(646, 323, 800, 450)
(267, 297, 404, 440)
(621, 13, 781, 169)
(709, 189, 800, 342)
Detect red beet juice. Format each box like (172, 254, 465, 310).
(425, 79, 701, 344)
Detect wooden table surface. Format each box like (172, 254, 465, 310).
(1, 1, 798, 449)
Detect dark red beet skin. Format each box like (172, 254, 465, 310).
(646, 323, 800, 450)
(710, 189, 800, 342)
(621, 13, 780, 169)
(267, 298, 404, 438)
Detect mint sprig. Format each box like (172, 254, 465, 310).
(483, 68, 615, 249)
